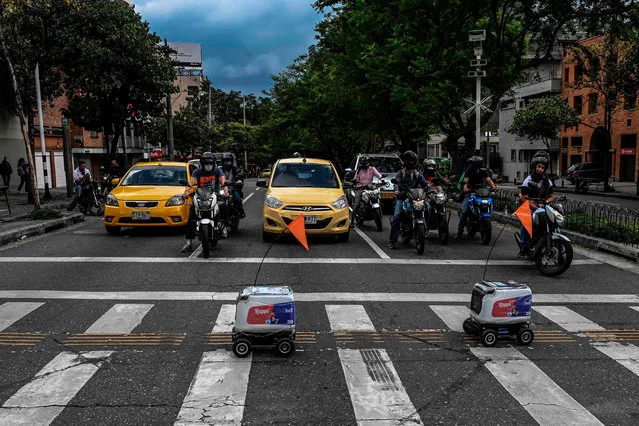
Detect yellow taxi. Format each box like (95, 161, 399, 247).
(103, 161, 196, 235)
(257, 157, 351, 242)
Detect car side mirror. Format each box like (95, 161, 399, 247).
(390, 178, 398, 184)
(381, 174, 387, 178)
(111, 178, 120, 186)
(344, 170, 354, 180)
(178, 179, 188, 186)
(256, 179, 268, 188)
(343, 181, 354, 189)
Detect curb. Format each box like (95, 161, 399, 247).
(450, 202, 639, 262)
(0, 202, 68, 223)
(0, 213, 85, 247)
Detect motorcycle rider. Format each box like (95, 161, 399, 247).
(67, 160, 91, 211)
(181, 152, 227, 253)
(456, 156, 498, 239)
(388, 150, 430, 249)
(109, 159, 123, 178)
(220, 152, 246, 218)
(352, 155, 383, 221)
(422, 158, 446, 183)
(517, 152, 555, 256)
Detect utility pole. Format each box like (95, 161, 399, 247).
(208, 86, 212, 125)
(122, 122, 129, 167)
(61, 117, 73, 198)
(35, 63, 51, 201)
(165, 38, 175, 161)
(242, 94, 247, 169)
(465, 30, 492, 169)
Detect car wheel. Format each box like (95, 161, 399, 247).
(337, 230, 350, 242)
(105, 226, 120, 235)
(262, 229, 275, 242)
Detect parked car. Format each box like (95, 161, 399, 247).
(563, 162, 605, 193)
(257, 157, 350, 242)
(344, 153, 403, 206)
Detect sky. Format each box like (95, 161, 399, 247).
(132, 0, 323, 97)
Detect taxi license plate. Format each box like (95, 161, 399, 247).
(132, 211, 150, 220)
(381, 192, 394, 199)
(304, 215, 317, 225)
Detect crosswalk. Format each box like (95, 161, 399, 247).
(0, 300, 638, 425)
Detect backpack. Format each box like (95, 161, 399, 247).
(17, 167, 24, 177)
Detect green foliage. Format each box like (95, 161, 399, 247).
(564, 211, 639, 245)
(29, 207, 62, 220)
(509, 96, 581, 143)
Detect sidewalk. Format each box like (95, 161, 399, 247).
(0, 186, 84, 246)
(502, 179, 639, 201)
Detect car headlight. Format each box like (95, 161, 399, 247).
(166, 195, 185, 206)
(332, 196, 348, 209)
(265, 194, 283, 209)
(106, 194, 119, 207)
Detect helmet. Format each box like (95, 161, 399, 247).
(359, 155, 369, 169)
(469, 155, 483, 170)
(221, 152, 234, 169)
(201, 152, 216, 172)
(401, 150, 418, 170)
(530, 151, 549, 171)
(423, 158, 437, 173)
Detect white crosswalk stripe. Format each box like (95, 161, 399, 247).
(0, 302, 44, 331)
(84, 304, 154, 334)
(631, 306, 639, 314)
(326, 305, 376, 331)
(429, 305, 468, 331)
(212, 304, 236, 332)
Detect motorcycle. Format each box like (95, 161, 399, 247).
(459, 187, 494, 245)
(227, 176, 245, 233)
(426, 178, 451, 244)
(348, 180, 386, 231)
(515, 196, 573, 277)
(187, 183, 226, 259)
(76, 177, 105, 216)
(391, 180, 430, 255)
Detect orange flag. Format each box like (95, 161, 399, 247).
(287, 214, 309, 251)
(515, 200, 533, 238)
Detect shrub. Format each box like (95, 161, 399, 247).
(30, 208, 62, 220)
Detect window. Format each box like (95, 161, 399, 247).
(518, 150, 523, 163)
(573, 96, 582, 114)
(624, 94, 637, 110)
(271, 163, 339, 188)
(90, 130, 98, 138)
(574, 64, 582, 83)
(588, 93, 598, 114)
(187, 86, 199, 97)
(510, 150, 516, 162)
(571, 136, 583, 147)
(564, 67, 570, 84)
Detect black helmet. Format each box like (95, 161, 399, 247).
(423, 158, 437, 172)
(469, 155, 483, 170)
(222, 152, 234, 168)
(359, 155, 369, 169)
(530, 151, 549, 171)
(401, 150, 418, 170)
(201, 152, 216, 167)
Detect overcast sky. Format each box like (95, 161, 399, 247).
(132, 1, 323, 97)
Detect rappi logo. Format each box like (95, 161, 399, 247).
(247, 303, 295, 325)
(247, 304, 274, 324)
(491, 296, 531, 317)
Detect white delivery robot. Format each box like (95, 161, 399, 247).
(232, 286, 296, 357)
(462, 281, 534, 347)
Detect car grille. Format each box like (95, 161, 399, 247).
(283, 206, 332, 212)
(282, 216, 332, 229)
(125, 201, 159, 208)
(119, 217, 167, 224)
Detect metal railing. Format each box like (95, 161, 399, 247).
(491, 189, 639, 247)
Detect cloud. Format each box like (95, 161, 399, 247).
(131, 0, 321, 95)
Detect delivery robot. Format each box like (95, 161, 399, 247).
(232, 286, 296, 357)
(462, 281, 534, 347)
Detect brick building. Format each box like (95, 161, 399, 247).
(560, 36, 639, 183)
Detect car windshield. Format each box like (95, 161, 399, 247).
(367, 157, 403, 173)
(120, 166, 187, 186)
(271, 163, 339, 188)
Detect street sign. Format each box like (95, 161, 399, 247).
(569, 147, 583, 154)
(470, 59, 487, 67)
(468, 70, 486, 78)
(468, 30, 486, 42)
(621, 148, 635, 155)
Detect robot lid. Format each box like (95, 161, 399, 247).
(238, 286, 293, 299)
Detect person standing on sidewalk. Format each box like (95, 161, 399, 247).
(67, 160, 91, 211)
(0, 157, 12, 189)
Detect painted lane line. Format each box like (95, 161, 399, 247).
(326, 305, 376, 331)
(353, 228, 390, 259)
(533, 306, 605, 332)
(0, 351, 112, 425)
(243, 192, 254, 204)
(188, 244, 203, 260)
(470, 347, 602, 425)
(631, 307, 639, 313)
(0, 256, 602, 265)
(338, 349, 423, 425)
(0, 291, 638, 304)
(591, 342, 639, 377)
(212, 304, 236, 333)
(84, 304, 153, 334)
(0, 302, 44, 331)
(174, 350, 251, 425)
(429, 305, 469, 332)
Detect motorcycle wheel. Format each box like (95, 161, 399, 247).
(535, 238, 573, 277)
(374, 208, 383, 231)
(415, 223, 426, 255)
(438, 216, 449, 245)
(88, 195, 105, 216)
(200, 225, 211, 258)
(480, 217, 492, 245)
(230, 215, 240, 233)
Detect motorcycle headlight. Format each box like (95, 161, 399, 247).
(265, 194, 283, 209)
(373, 189, 380, 195)
(198, 199, 213, 210)
(106, 194, 119, 207)
(332, 195, 348, 210)
(413, 200, 425, 211)
(166, 195, 185, 207)
(362, 192, 370, 202)
(434, 193, 446, 204)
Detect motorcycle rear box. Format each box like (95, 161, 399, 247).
(233, 286, 295, 334)
(469, 281, 532, 325)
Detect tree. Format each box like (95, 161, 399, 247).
(509, 96, 581, 178)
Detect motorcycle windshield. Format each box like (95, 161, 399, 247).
(196, 187, 214, 199)
(476, 188, 490, 197)
(408, 188, 426, 200)
(432, 186, 443, 194)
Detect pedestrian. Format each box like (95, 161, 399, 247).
(16, 158, 30, 194)
(0, 156, 12, 189)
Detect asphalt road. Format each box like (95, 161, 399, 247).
(1, 179, 638, 425)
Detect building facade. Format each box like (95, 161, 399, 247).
(560, 36, 639, 183)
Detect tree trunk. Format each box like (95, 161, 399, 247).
(0, 26, 41, 209)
